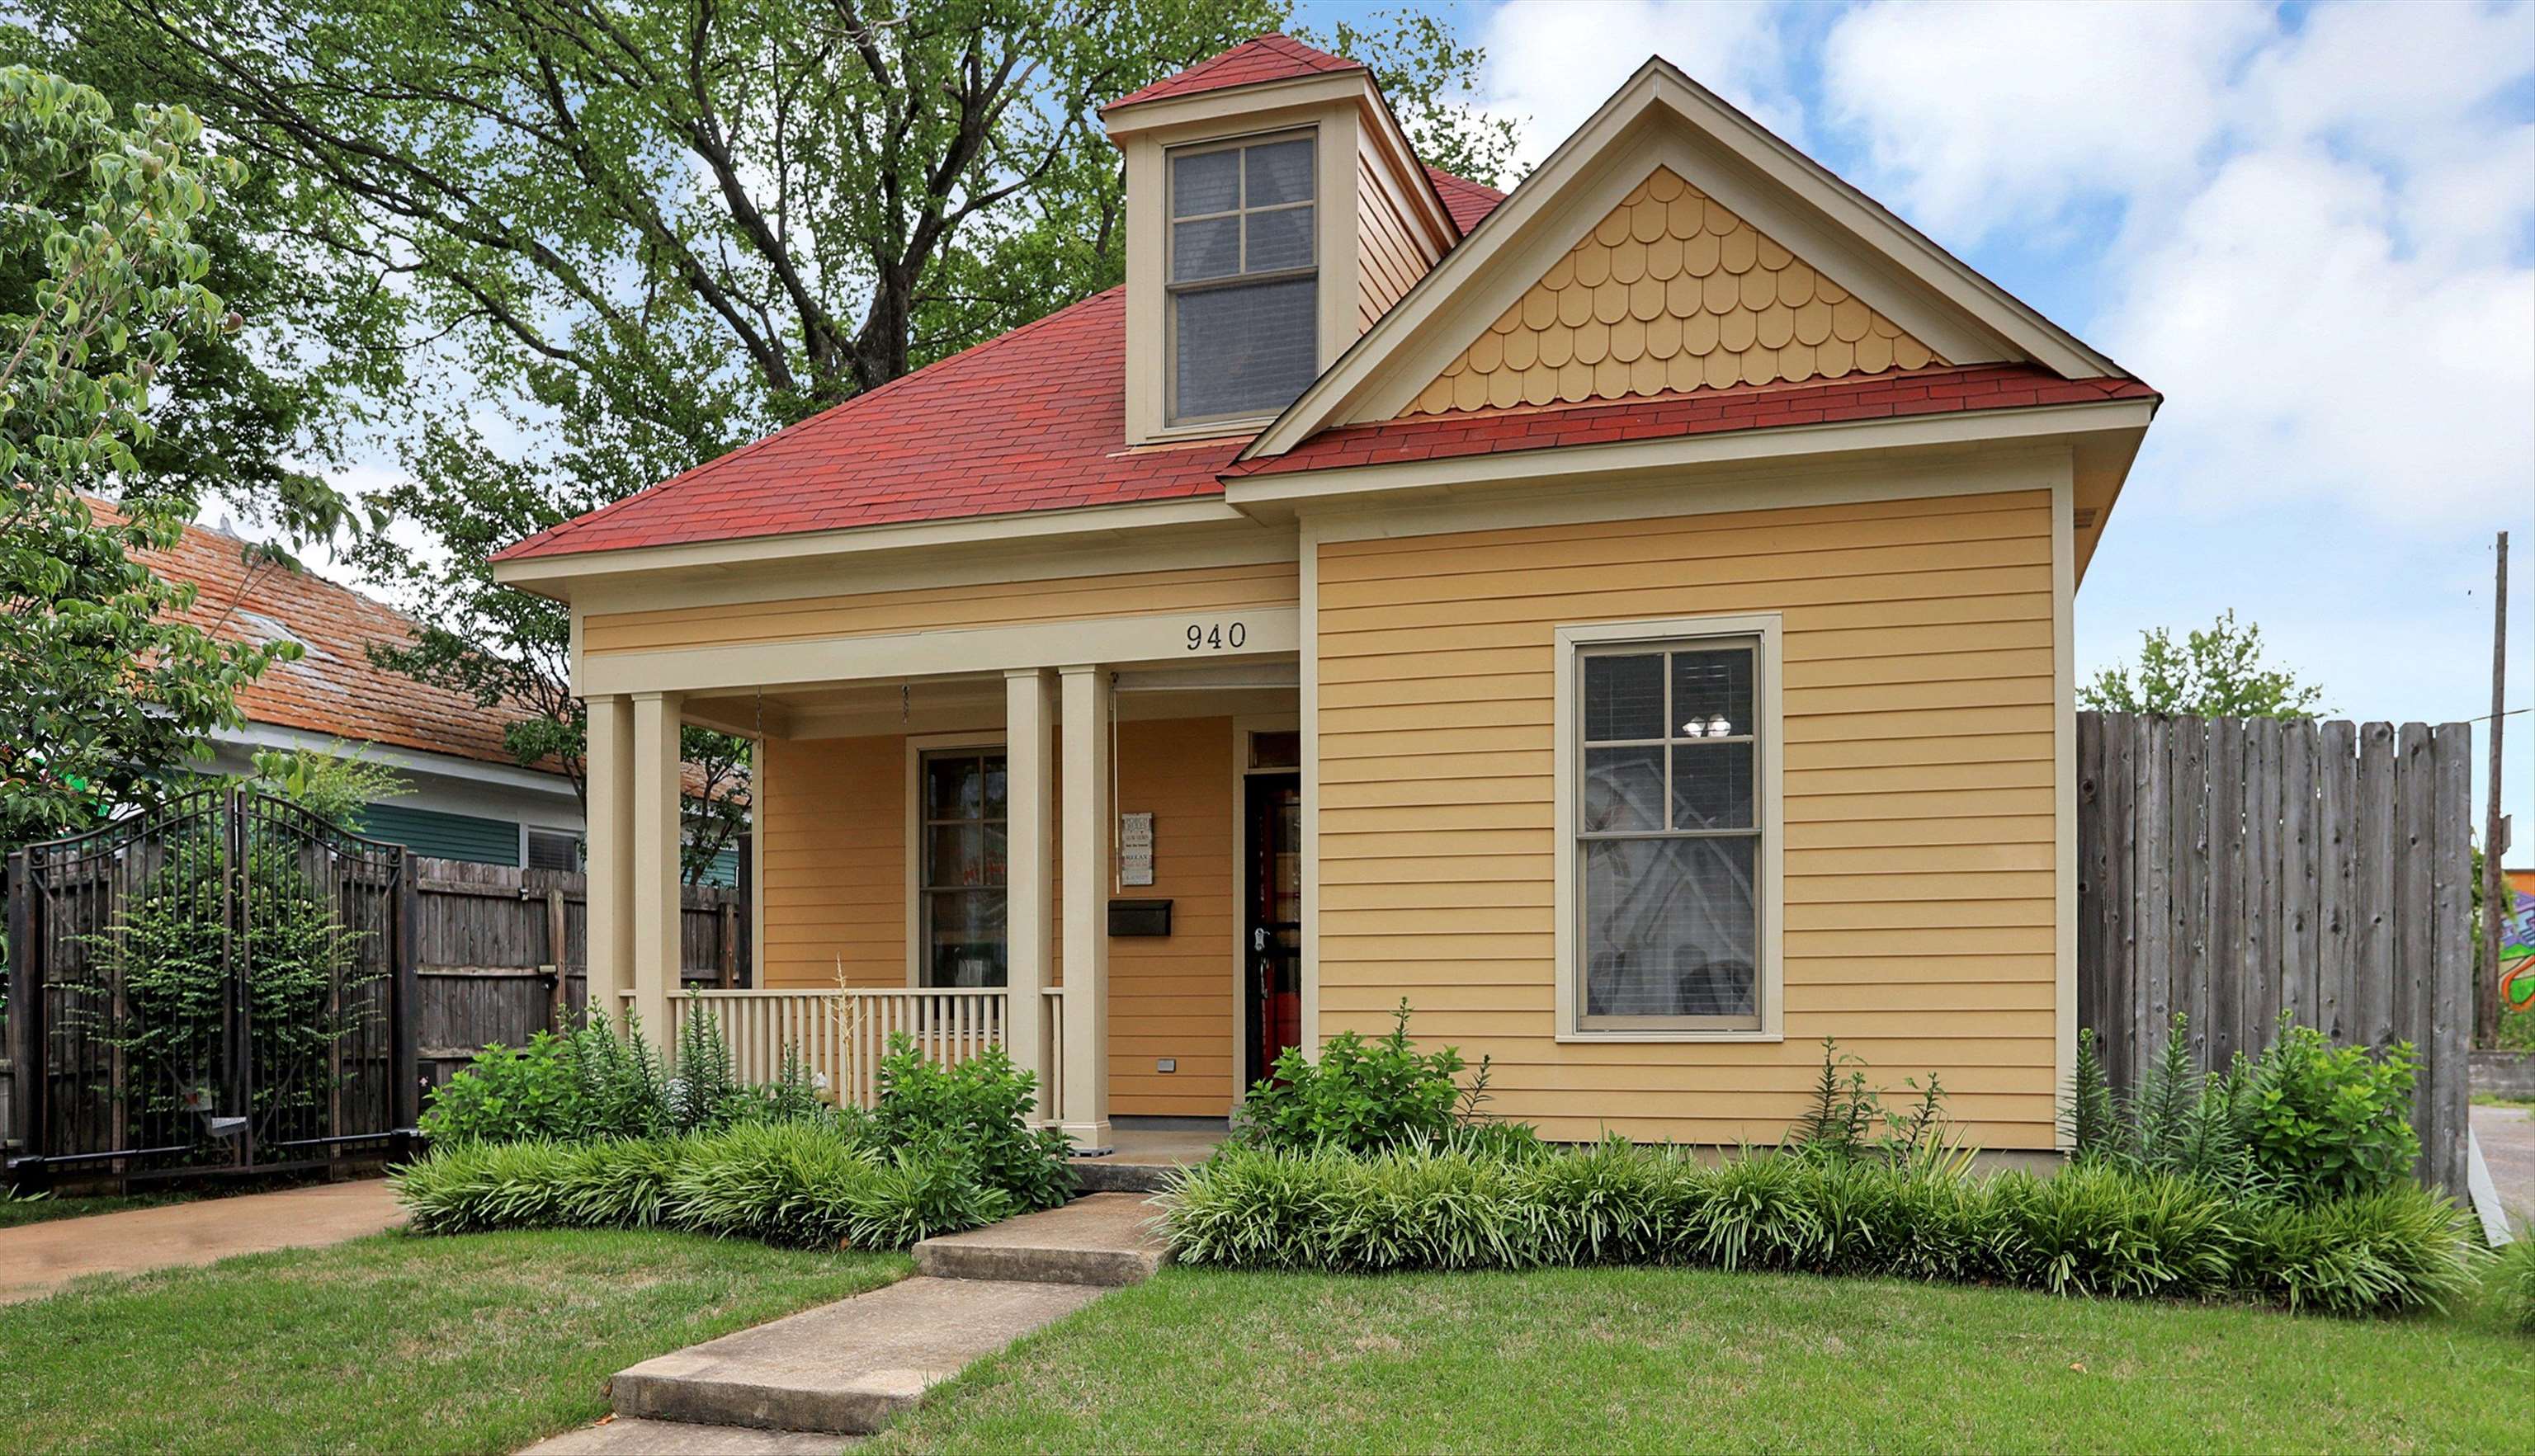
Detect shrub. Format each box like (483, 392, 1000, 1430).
(392, 1121, 998, 1248)
(2492, 1235, 2535, 1335)
(2243, 1023, 2419, 1203)
(417, 1032, 583, 1143)
(1233, 1000, 1498, 1155)
(1789, 1039, 1954, 1165)
(2064, 1015, 2419, 1204)
(869, 1036, 1074, 1212)
(1154, 1142, 2480, 1317)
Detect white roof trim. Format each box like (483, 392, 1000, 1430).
(1243, 57, 2127, 462)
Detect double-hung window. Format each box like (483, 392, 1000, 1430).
(1559, 616, 1782, 1038)
(919, 748, 1008, 987)
(1167, 131, 1318, 426)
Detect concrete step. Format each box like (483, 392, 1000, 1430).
(911, 1193, 1168, 1287)
(519, 1416, 850, 1454)
(608, 1275, 1102, 1435)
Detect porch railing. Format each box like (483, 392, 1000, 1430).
(624, 983, 1066, 1118)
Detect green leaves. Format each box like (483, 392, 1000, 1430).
(2080, 609, 2328, 719)
(1234, 999, 1483, 1157)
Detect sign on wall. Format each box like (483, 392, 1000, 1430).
(1120, 812, 1154, 888)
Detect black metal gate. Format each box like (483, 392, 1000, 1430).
(5, 789, 418, 1180)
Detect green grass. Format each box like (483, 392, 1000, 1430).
(0, 1228, 904, 1455)
(2471, 1092, 2535, 1110)
(0, 1190, 197, 1229)
(866, 1265, 2532, 1454)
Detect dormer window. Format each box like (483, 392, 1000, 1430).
(1168, 132, 1317, 426)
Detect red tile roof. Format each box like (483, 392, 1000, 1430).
(113, 503, 533, 770)
(1425, 166, 1506, 235)
(1228, 365, 2157, 478)
(1103, 35, 1363, 113)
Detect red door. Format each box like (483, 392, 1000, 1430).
(1244, 774, 1303, 1086)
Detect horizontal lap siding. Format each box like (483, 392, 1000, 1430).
(1315, 490, 2061, 1148)
(583, 560, 1300, 654)
(758, 720, 1236, 1118)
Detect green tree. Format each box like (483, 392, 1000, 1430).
(29, 2, 1513, 868)
(0, 66, 301, 847)
(2079, 610, 2327, 719)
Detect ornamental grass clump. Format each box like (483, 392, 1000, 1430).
(1154, 1141, 2480, 1317)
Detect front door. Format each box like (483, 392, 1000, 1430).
(1242, 773, 1303, 1089)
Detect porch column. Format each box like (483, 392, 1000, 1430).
(583, 694, 635, 1026)
(630, 690, 684, 1055)
(1057, 664, 1112, 1152)
(1004, 668, 1055, 1124)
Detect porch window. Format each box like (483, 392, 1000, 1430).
(920, 748, 1008, 987)
(1571, 630, 1772, 1034)
(1167, 131, 1317, 426)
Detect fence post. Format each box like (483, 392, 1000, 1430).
(718, 901, 738, 989)
(5, 849, 31, 1162)
(394, 847, 421, 1132)
(545, 885, 569, 1034)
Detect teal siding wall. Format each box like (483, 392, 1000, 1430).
(362, 803, 519, 865)
(696, 844, 739, 888)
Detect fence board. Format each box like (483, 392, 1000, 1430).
(2075, 712, 2471, 1191)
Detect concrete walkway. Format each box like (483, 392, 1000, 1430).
(0, 1179, 405, 1305)
(2471, 1103, 2533, 1234)
(522, 1194, 1166, 1454)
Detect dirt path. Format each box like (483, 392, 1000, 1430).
(0, 1180, 404, 1304)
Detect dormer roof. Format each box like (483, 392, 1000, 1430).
(1102, 35, 1364, 114)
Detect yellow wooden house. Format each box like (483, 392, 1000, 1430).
(493, 36, 2157, 1157)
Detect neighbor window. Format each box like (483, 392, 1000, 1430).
(920, 748, 1008, 987)
(1168, 132, 1317, 426)
(524, 827, 581, 871)
(1573, 634, 1768, 1033)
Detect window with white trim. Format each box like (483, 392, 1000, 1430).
(524, 827, 581, 871)
(1575, 635, 1765, 1031)
(1167, 131, 1317, 426)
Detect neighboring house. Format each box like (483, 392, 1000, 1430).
(493, 38, 2158, 1155)
(134, 508, 592, 868)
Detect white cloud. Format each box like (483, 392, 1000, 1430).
(1819, 0, 2273, 241)
(1475, 0, 1801, 169)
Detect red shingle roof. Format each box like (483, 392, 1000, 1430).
(495, 288, 1244, 563)
(1227, 365, 2158, 478)
(1103, 35, 1363, 113)
(1425, 167, 1506, 235)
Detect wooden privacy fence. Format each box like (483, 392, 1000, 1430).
(413, 857, 744, 1086)
(2076, 713, 2472, 1191)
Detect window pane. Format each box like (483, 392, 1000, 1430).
(1673, 648, 1754, 738)
(1583, 653, 1664, 742)
(1172, 148, 1239, 216)
(981, 757, 1008, 819)
(1583, 836, 1757, 1020)
(1583, 745, 1664, 832)
(1244, 206, 1314, 272)
(925, 754, 981, 818)
(1173, 276, 1318, 421)
(1672, 742, 1754, 831)
(1244, 138, 1314, 206)
(927, 891, 1007, 987)
(1172, 216, 1241, 281)
(927, 825, 988, 888)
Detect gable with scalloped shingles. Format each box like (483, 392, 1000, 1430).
(1401, 167, 1944, 417)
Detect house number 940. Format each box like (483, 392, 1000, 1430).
(1185, 620, 1247, 652)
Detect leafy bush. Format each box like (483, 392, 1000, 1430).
(2063, 1014, 2419, 1204)
(392, 1121, 998, 1248)
(869, 1036, 1074, 1212)
(421, 1004, 840, 1145)
(2242, 1023, 2418, 1203)
(1232, 1000, 1502, 1155)
(416, 1033, 583, 1143)
(1157, 1141, 2481, 1317)
(1790, 1039, 1952, 1164)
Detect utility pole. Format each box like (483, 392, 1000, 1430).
(2481, 530, 2509, 1048)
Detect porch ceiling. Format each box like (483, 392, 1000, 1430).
(684, 659, 1298, 740)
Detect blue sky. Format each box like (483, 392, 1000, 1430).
(1296, 0, 2533, 836)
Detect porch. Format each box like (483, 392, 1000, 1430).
(582, 658, 1299, 1155)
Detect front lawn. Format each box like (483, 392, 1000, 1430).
(0, 1228, 904, 1455)
(867, 1265, 2531, 1454)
